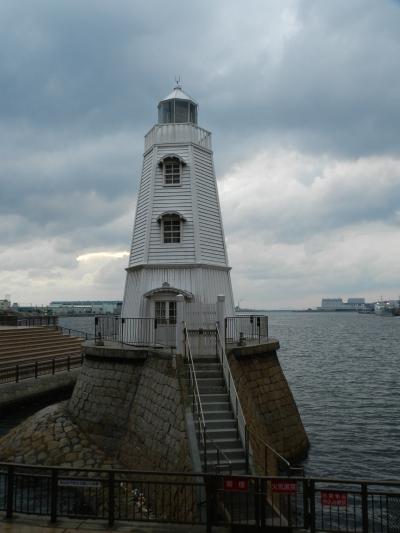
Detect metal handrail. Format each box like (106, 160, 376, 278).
(184, 323, 232, 474)
(57, 325, 96, 340)
(0, 353, 84, 384)
(216, 323, 292, 475)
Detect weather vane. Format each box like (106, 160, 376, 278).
(174, 75, 181, 88)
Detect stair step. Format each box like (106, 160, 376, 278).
(194, 370, 223, 379)
(203, 411, 235, 422)
(202, 458, 248, 473)
(201, 393, 229, 403)
(203, 449, 246, 461)
(204, 428, 240, 440)
(199, 438, 243, 450)
(201, 402, 231, 412)
(196, 419, 237, 430)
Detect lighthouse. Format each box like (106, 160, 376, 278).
(121, 84, 235, 332)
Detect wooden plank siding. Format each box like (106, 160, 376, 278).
(129, 150, 153, 266)
(193, 146, 228, 266)
(147, 144, 196, 264)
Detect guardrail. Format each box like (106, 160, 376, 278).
(225, 315, 269, 345)
(216, 324, 293, 478)
(95, 316, 176, 348)
(0, 462, 399, 532)
(56, 326, 96, 341)
(0, 354, 84, 384)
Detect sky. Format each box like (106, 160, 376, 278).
(1, 0, 400, 309)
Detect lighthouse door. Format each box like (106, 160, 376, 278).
(154, 300, 176, 347)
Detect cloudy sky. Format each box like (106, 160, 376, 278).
(1, 0, 400, 309)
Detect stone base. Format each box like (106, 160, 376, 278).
(0, 402, 119, 468)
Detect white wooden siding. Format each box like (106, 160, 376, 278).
(193, 146, 228, 266)
(128, 150, 154, 266)
(122, 266, 235, 318)
(147, 144, 196, 264)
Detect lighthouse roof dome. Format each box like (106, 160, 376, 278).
(158, 84, 198, 125)
(161, 86, 197, 104)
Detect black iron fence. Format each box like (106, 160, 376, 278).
(0, 354, 84, 384)
(56, 326, 96, 341)
(0, 315, 58, 327)
(225, 315, 269, 344)
(95, 316, 176, 348)
(0, 463, 399, 532)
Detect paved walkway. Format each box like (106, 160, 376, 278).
(1, 516, 230, 532)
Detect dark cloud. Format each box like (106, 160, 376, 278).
(1, 0, 399, 305)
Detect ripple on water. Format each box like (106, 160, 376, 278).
(269, 312, 400, 480)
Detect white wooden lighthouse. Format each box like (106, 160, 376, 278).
(121, 84, 235, 330)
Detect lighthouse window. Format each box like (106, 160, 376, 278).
(163, 158, 181, 185)
(163, 215, 181, 243)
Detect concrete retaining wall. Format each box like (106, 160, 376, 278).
(227, 340, 309, 473)
(0, 370, 79, 413)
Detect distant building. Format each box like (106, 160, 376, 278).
(48, 301, 122, 315)
(0, 299, 11, 311)
(318, 298, 366, 311)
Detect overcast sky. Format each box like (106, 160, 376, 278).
(1, 0, 400, 309)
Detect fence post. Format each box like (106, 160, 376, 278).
(52, 358, 55, 375)
(6, 464, 14, 519)
(35, 361, 38, 379)
(361, 483, 369, 533)
(50, 468, 58, 523)
(15, 364, 19, 383)
(217, 295, 225, 347)
(205, 475, 218, 533)
(309, 479, 316, 533)
(176, 294, 185, 356)
(108, 470, 115, 527)
(67, 355, 70, 372)
(303, 478, 310, 530)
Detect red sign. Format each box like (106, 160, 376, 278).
(271, 480, 297, 494)
(321, 491, 348, 507)
(223, 477, 249, 493)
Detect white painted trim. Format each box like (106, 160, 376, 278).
(126, 263, 232, 272)
(188, 143, 202, 263)
(143, 146, 158, 262)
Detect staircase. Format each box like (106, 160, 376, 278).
(0, 327, 83, 368)
(192, 356, 249, 474)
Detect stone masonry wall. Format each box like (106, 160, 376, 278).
(118, 354, 192, 472)
(68, 354, 141, 456)
(228, 342, 309, 474)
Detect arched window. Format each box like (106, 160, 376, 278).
(163, 157, 181, 185)
(162, 214, 181, 243)
(157, 211, 186, 244)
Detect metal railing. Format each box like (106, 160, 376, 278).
(56, 325, 96, 341)
(0, 462, 399, 532)
(95, 316, 176, 348)
(225, 315, 269, 344)
(0, 354, 84, 384)
(0, 315, 58, 327)
(216, 324, 294, 478)
(184, 324, 232, 474)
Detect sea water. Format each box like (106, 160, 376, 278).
(268, 311, 400, 480)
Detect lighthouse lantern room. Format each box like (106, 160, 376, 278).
(121, 84, 235, 334)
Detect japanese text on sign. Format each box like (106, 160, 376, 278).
(223, 477, 249, 493)
(271, 480, 297, 494)
(321, 491, 348, 507)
